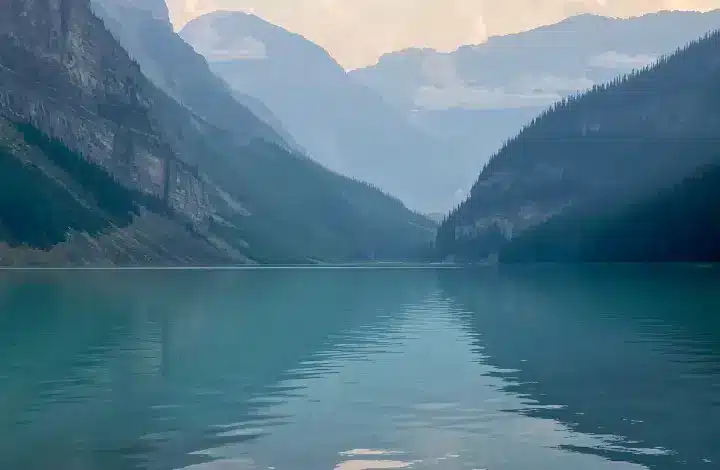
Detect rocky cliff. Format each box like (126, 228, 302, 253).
(0, 0, 211, 225)
(0, 116, 237, 267)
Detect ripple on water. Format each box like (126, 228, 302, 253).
(2, 268, 719, 470)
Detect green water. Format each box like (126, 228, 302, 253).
(0, 266, 718, 470)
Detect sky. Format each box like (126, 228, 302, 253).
(168, 0, 720, 69)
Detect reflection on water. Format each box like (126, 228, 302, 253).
(0, 266, 718, 470)
(437, 265, 720, 470)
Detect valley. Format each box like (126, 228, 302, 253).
(1, 1, 720, 266)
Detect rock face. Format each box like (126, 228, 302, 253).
(0, 115, 237, 267)
(0, 0, 209, 225)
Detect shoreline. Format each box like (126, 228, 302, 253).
(0, 263, 465, 271)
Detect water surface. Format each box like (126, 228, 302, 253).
(0, 266, 718, 470)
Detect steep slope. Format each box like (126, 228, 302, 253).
(91, 0, 436, 262)
(500, 164, 720, 263)
(121, 0, 170, 22)
(89, 0, 294, 148)
(352, 10, 720, 205)
(180, 12, 454, 213)
(436, 30, 720, 261)
(0, 0, 240, 266)
(0, 0, 434, 265)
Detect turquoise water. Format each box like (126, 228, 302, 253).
(0, 266, 718, 470)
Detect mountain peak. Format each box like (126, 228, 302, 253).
(96, 0, 170, 23)
(181, 11, 345, 73)
(182, 10, 313, 46)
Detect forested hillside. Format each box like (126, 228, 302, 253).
(0, 118, 228, 265)
(501, 164, 720, 262)
(437, 30, 720, 262)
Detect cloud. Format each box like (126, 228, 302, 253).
(166, 0, 720, 68)
(413, 75, 595, 110)
(513, 75, 595, 94)
(415, 85, 562, 110)
(588, 51, 658, 69)
(413, 54, 594, 109)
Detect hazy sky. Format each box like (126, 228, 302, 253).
(169, 0, 720, 69)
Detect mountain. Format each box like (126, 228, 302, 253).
(0, 0, 237, 266)
(180, 11, 455, 213)
(436, 29, 720, 262)
(120, 0, 169, 22)
(0, 0, 434, 266)
(352, 10, 720, 205)
(89, 0, 294, 148)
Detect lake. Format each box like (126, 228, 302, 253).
(0, 266, 718, 470)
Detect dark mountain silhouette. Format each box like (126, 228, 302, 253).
(501, 164, 720, 263)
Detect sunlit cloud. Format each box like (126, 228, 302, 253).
(588, 51, 658, 69)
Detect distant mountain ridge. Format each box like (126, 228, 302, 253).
(350, 10, 720, 209)
(181, 11, 457, 213)
(436, 28, 720, 262)
(354, 10, 720, 112)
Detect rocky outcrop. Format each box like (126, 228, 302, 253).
(0, 115, 243, 266)
(0, 0, 211, 225)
